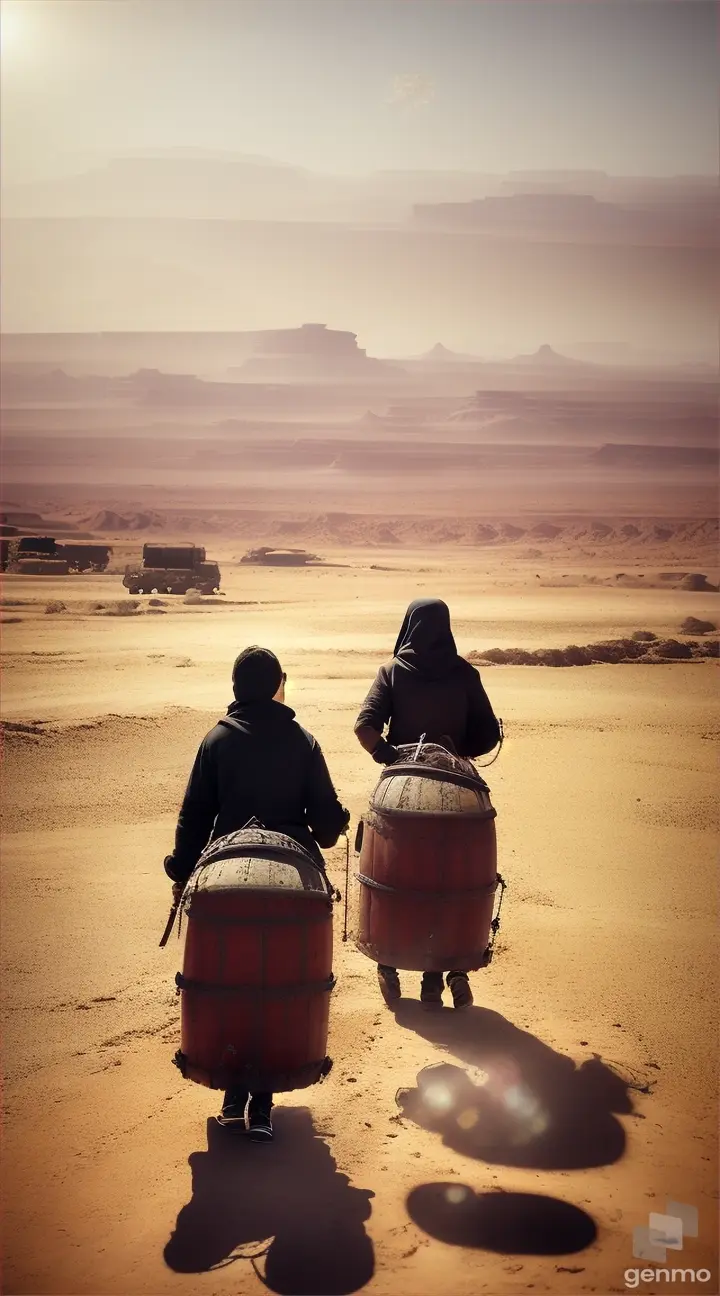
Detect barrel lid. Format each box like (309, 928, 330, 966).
(191, 826, 330, 896)
(371, 744, 494, 817)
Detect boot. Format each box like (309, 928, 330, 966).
(377, 965, 401, 1005)
(248, 1093, 274, 1143)
(420, 971, 444, 1010)
(218, 1086, 249, 1128)
(447, 971, 473, 1010)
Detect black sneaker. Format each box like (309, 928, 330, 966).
(447, 972, 473, 1010)
(377, 966, 401, 1005)
(420, 973, 444, 1011)
(248, 1105, 274, 1143)
(218, 1090, 249, 1129)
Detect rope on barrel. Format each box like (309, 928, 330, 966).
(476, 717, 504, 768)
(342, 830, 350, 942)
(482, 872, 507, 965)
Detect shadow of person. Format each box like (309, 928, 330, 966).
(392, 1003, 635, 1170)
(406, 1184, 597, 1254)
(164, 1108, 375, 1295)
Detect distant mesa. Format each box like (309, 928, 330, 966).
(234, 324, 394, 382)
(594, 443, 718, 469)
(528, 521, 562, 539)
(412, 343, 481, 364)
(0, 510, 46, 528)
(412, 191, 720, 246)
(509, 344, 586, 368)
(81, 509, 163, 531)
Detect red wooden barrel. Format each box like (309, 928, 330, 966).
(172, 826, 337, 1091)
(356, 745, 499, 972)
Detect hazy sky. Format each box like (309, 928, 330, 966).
(1, 0, 717, 184)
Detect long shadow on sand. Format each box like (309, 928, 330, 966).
(164, 1109, 375, 1294)
(406, 1185, 598, 1255)
(393, 1002, 636, 1170)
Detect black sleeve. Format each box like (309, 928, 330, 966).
(462, 667, 501, 758)
(354, 665, 393, 736)
(168, 738, 219, 883)
(305, 740, 350, 849)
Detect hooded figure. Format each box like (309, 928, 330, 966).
(164, 646, 350, 1142)
(353, 599, 501, 1012)
(355, 598, 499, 765)
(392, 597, 460, 680)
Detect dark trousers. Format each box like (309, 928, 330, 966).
(378, 965, 468, 984)
(223, 1086, 273, 1116)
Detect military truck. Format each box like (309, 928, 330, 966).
(122, 543, 221, 595)
(57, 542, 113, 572)
(10, 537, 70, 576)
(6, 535, 113, 575)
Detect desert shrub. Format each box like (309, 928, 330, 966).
(184, 589, 203, 605)
(631, 629, 657, 642)
(531, 648, 567, 667)
(94, 600, 141, 616)
(472, 648, 509, 664)
(680, 616, 716, 635)
(45, 600, 66, 615)
(562, 644, 594, 666)
(648, 639, 693, 660)
(499, 648, 537, 665)
(689, 638, 719, 658)
(582, 639, 646, 663)
(681, 573, 715, 592)
(148, 597, 166, 607)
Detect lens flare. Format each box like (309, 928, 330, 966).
(422, 1083, 455, 1114)
(456, 1107, 479, 1131)
(444, 1186, 469, 1205)
(503, 1084, 539, 1117)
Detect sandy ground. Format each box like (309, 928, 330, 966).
(1, 551, 718, 1296)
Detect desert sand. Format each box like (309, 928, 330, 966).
(1, 540, 718, 1296)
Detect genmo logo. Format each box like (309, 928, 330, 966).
(624, 1264, 714, 1285)
(624, 1268, 712, 1290)
(624, 1200, 713, 1289)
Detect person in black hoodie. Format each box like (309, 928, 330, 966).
(354, 598, 500, 1012)
(164, 646, 350, 1142)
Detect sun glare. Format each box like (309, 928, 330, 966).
(0, 2, 23, 53)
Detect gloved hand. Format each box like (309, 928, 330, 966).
(372, 738, 401, 766)
(172, 882, 183, 904)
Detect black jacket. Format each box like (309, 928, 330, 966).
(166, 700, 350, 884)
(355, 657, 500, 758)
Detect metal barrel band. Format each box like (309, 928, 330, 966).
(172, 1050, 333, 1091)
(376, 763, 491, 795)
(180, 908, 332, 926)
(200, 843, 321, 869)
(175, 971, 336, 998)
(368, 806, 497, 822)
(355, 872, 499, 898)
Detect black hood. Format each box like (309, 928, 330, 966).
(392, 598, 460, 680)
(225, 699, 296, 724)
